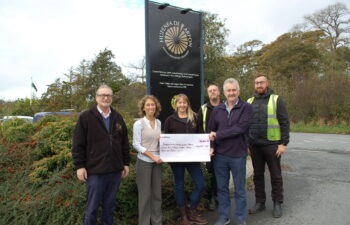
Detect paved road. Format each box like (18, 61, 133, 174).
(204, 132, 350, 225)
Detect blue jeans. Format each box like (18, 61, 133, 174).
(85, 172, 122, 225)
(214, 154, 247, 223)
(170, 163, 205, 208)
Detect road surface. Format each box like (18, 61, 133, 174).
(204, 132, 350, 225)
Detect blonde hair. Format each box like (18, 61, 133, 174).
(138, 95, 162, 117)
(174, 94, 196, 122)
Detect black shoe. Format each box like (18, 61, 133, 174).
(273, 201, 283, 218)
(248, 202, 266, 214)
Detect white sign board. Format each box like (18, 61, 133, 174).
(160, 134, 210, 162)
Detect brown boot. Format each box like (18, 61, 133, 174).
(187, 208, 208, 225)
(179, 207, 191, 225)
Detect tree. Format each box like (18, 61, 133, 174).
(203, 12, 229, 61)
(235, 40, 264, 58)
(126, 57, 146, 83)
(115, 82, 146, 117)
(40, 48, 131, 112)
(304, 2, 350, 51)
(86, 48, 130, 103)
(41, 78, 69, 111)
(11, 98, 41, 116)
(202, 12, 230, 86)
(256, 31, 325, 81)
(232, 40, 264, 76)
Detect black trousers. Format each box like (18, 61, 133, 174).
(250, 144, 283, 203)
(206, 159, 217, 198)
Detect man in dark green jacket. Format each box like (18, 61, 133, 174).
(72, 84, 131, 225)
(247, 75, 290, 218)
(198, 84, 221, 210)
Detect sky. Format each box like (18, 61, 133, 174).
(0, 0, 347, 101)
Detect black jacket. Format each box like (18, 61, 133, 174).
(72, 106, 130, 174)
(197, 101, 219, 133)
(164, 112, 200, 134)
(248, 88, 290, 146)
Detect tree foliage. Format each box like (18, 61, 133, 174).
(40, 48, 130, 112)
(256, 31, 325, 80)
(202, 12, 230, 86)
(115, 82, 146, 118)
(10, 98, 41, 116)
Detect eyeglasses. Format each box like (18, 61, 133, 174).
(255, 81, 266, 85)
(97, 94, 113, 98)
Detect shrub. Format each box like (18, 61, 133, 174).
(0, 166, 86, 225)
(29, 120, 75, 184)
(115, 164, 138, 224)
(34, 114, 60, 129)
(0, 123, 3, 143)
(1, 119, 35, 143)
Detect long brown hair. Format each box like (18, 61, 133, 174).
(138, 95, 162, 117)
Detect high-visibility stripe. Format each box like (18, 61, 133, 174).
(247, 94, 281, 141)
(267, 94, 281, 140)
(247, 97, 254, 104)
(201, 104, 208, 132)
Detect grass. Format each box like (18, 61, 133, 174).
(291, 123, 350, 134)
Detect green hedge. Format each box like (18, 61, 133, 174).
(1, 119, 35, 143)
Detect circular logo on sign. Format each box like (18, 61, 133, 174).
(171, 95, 178, 110)
(159, 21, 192, 59)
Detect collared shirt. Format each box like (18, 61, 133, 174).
(133, 117, 161, 163)
(97, 106, 111, 119)
(224, 99, 239, 117)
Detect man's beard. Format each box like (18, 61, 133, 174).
(256, 87, 267, 94)
(210, 96, 219, 101)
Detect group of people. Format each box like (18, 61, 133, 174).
(72, 74, 290, 225)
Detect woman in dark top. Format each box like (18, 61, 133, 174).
(164, 94, 208, 225)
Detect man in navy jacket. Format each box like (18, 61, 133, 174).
(72, 84, 131, 225)
(208, 78, 252, 225)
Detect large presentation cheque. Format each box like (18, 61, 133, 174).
(160, 134, 210, 162)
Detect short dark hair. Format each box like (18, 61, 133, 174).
(207, 84, 219, 89)
(255, 74, 267, 80)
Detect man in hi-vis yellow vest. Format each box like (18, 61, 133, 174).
(247, 75, 290, 218)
